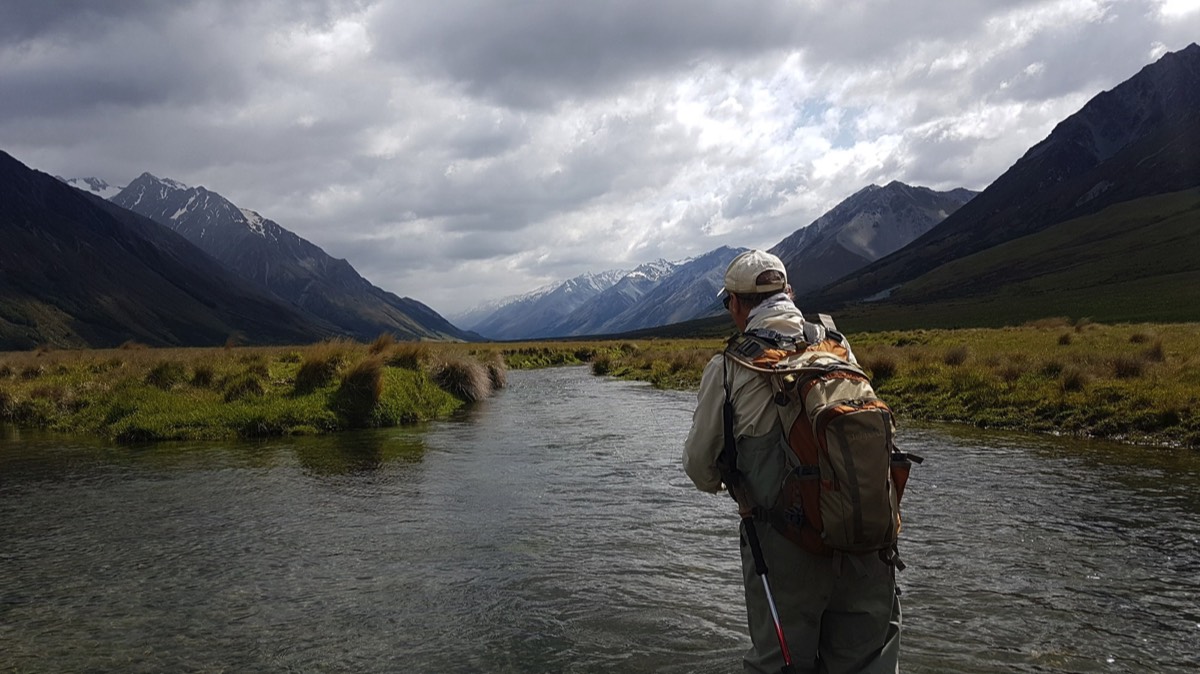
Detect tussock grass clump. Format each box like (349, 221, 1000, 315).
(369, 333, 397, 355)
(386, 343, 432, 371)
(1074, 317, 1094, 332)
(224, 373, 266, 402)
(1129, 331, 1154, 344)
(0, 364, 12, 378)
(119, 340, 147, 350)
(1041, 360, 1065, 377)
(996, 362, 1027, 383)
(334, 357, 385, 425)
(484, 354, 508, 390)
(1112, 355, 1146, 379)
(431, 356, 491, 402)
(145, 361, 188, 390)
(20, 365, 44, 380)
(1058, 333, 1073, 346)
(943, 346, 970, 366)
(191, 364, 215, 388)
(1060, 367, 1089, 392)
(294, 339, 358, 394)
(295, 359, 337, 395)
(591, 353, 614, 376)
(861, 351, 898, 382)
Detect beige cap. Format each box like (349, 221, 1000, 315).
(720, 249, 787, 296)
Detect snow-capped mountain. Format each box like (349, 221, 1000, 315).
(57, 176, 125, 199)
(461, 247, 744, 339)
(110, 173, 473, 341)
(545, 260, 679, 336)
(465, 269, 628, 340)
(576, 246, 745, 335)
(3, 152, 334, 349)
(770, 181, 976, 296)
(449, 281, 564, 331)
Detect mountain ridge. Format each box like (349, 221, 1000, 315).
(111, 173, 473, 342)
(0, 151, 337, 349)
(811, 42, 1200, 309)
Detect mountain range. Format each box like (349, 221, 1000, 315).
(770, 182, 977, 296)
(462, 44, 1200, 337)
(109, 173, 473, 342)
(0, 152, 336, 349)
(459, 181, 972, 340)
(802, 41, 1200, 329)
(4, 43, 1196, 347)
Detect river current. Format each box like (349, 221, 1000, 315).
(1, 366, 1198, 672)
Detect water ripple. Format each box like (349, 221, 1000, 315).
(1, 369, 1198, 673)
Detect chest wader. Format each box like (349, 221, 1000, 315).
(717, 357, 797, 674)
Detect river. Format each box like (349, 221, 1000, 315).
(1, 366, 1198, 673)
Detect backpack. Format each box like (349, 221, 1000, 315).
(722, 318, 921, 562)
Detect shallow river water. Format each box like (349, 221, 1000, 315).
(1, 366, 1198, 673)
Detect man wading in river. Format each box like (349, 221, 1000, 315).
(684, 250, 904, 673)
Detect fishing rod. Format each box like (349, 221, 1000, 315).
(720, 361, 797, 674)
(741, 515, 796, 674)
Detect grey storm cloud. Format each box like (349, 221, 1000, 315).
(369, 0, 806, 108)
(1, 0, 1197, 315)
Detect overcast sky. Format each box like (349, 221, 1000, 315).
(2, 1, 1197, 316)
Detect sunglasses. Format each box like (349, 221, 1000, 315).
(722, 294, 732, 310)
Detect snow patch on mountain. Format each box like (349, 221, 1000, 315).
(240, 208, 267, 237)
(57, 176, 125, 199)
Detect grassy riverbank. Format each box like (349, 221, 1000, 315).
(3, 321, 1198, 448)
(584, 320, 1200, 449)
(0, 337, 507, 442)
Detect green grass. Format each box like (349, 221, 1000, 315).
(579, 322, 1200, 449)
(6, 323, 1200, 449)
(831, 188, 1200, 331)
(0, 340, 489, 442)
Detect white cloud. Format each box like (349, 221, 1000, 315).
(1157, 0, 1200, 17)
(0, 0, 1194, 315)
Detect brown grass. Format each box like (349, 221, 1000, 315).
(334, 357, 385, 424)
(368, 333, 397, 355)
(431, 356, 492, 402)
(294, 338, 358, 394)
(386, 342, 433, 371)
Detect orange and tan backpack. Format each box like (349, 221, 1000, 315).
(722, 318, 921, 563)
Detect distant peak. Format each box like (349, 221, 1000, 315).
(133, 171, 190, 191)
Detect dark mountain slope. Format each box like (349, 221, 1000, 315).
(813, 43, 1200, 308)
(770, 182, 975, 295)
(112, 174, 473, 341)
(824, 186, 1200, 330)
(0, 151, 334, 349)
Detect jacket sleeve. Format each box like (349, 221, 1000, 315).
(683, 354, 726, 493)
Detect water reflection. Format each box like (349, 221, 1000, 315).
(1, 373, 1198, 673)
(291, 428, 428, 476)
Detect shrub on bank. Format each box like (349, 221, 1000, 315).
(573, 323, 1200, 448)
(334, 357, 385, 425)
(386, 343, 432, 371)
(0, 340, 505, 442)
(431, 356, 491, 402)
